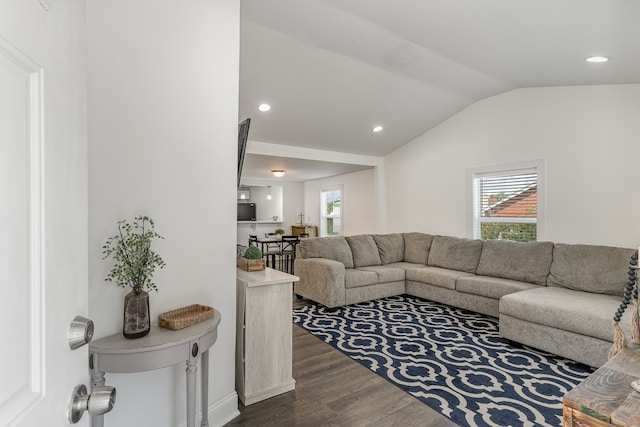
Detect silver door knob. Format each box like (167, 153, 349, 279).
(68, 384, 116, 423)
(68, 316, 94, 349)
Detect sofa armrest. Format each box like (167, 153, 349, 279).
(294, 258, 346, 308)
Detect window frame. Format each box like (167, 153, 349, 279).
(319, 185, 342, 237)
(468, 160, 545, 242)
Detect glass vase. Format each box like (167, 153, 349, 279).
(123, 288, 150, 339)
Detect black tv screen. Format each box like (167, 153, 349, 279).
(237, 203, 256, 221)
(237, 118, 251, 187)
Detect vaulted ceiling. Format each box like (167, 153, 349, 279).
(239, 0, 639, 181)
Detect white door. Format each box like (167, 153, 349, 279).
(0, 1, 89, 426)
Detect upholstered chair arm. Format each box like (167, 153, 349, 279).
(294, 258, 346, 308)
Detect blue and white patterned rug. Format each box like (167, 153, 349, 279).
(292, 295, 594, 427)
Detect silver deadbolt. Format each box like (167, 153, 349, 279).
(68, 316, 94, 349)
(68, 384, 116, 423)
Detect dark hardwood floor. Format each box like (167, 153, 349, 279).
(226, 296, 456, 427)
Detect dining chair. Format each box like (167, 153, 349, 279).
(248, 235, 258, 247)
(261, 234, 281, 269)
(278, 235, 299, 274)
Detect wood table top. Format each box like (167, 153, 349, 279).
(563, 344, 640, 426)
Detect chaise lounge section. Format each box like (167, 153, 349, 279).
(500, 243, 636, 367)
(294, 233, 635, 367)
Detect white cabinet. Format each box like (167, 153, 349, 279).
(235, 268, 299, 405)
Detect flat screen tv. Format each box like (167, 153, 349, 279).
(237, 203, 256, 221)
(237, 118, 251, 187)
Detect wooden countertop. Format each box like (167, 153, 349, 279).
(563, 344, 640, 426)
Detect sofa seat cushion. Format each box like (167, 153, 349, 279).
(357, 265, 405, 283)
(428, 236, 483, 274)
(346, 235, 382, 268)
(345, 269, 379, 289)
(548, 243, 635, 296)
(373, 233, 405, 264)
(456, 275, 539, 300)
(476, 240, 554, 286)
(403, 232, 434, 264)
(297, 236, 354, 268)
(500, 287, 633, 342)
(384, 262, 428, 271)
(406, 266, 474, 290)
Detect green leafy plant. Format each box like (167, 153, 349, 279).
(102, 215, 166, 292)
(274, 228, 285, 235)
(243, 246, 263, 259)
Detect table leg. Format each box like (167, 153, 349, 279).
(186, 357, 197, 427)
(201, 350, 209, 427)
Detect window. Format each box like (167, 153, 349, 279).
(471, 162, 544, 242)
(320, 186, 342, 236)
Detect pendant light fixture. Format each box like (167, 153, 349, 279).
(267, 185, 272, 200)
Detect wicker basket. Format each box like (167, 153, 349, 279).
(158, 304, 214, 330)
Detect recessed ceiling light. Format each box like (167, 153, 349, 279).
(372, 125, 383, 133)
(585, 56, 609, 63)
(258, 103, 271, 112)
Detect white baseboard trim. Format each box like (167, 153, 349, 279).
(206, 391, 240, 427)
(178, 391, 239, 427)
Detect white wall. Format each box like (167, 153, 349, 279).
(281, 182, 305, 232)
(87, 1, 239, 426)
(304, 168, 377, 236)
(243, 185, 284, 221)
(386, 84, 640, 248)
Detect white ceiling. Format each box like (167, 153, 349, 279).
(239, 0, 640, 181)
(241, 153, 372, 182)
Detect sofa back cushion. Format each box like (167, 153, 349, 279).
(346, 235, 382, 268)
(373, 233, 405, 264)
(403, 232, 433, 265)
(548, 243, 635, 296)
(476, 240, 554, 286)
(297, 236, 354, 268)
(428, 236, 483, 274)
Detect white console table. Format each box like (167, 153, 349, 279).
(88, 312, 221, 427)
(236, 268, 299, 405)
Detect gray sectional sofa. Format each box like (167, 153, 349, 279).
(294, 233, 636, 368)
